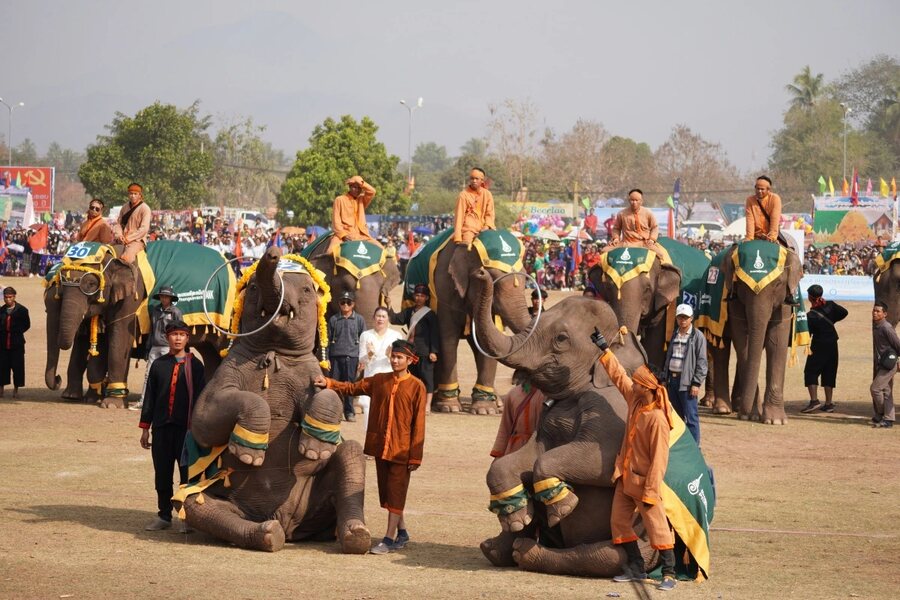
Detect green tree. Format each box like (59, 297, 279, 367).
(786, 65, 825, 110)
(210, 117, 287, 211)
(44, 142, 86, 174)
(412, 142, 451, 174)
(78, 101, 213, 209)
(278, 115, 407, 226)
(832, 54, 900, 125)
(459, 137, 487, 158)
(12, 139, 38, 165)
(600, 136, 655, 197)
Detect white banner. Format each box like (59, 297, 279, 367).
(799, 275, 874, 302)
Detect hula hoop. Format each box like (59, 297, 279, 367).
(202, 256, 286, 338)
(472, 271, 543, 361)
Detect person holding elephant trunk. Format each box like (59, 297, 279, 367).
(591, 328, 678, 592)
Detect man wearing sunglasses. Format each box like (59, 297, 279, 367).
(327, 291, 367, 422)
(75, 199, 114, 244)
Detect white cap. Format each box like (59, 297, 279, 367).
(675, 303, 693, 317)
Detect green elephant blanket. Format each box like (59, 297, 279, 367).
(300, 232, 387, 285)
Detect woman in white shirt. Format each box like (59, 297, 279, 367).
(356, 307, 403, 427)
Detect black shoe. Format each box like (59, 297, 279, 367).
(800, 401, 822, 414)
(872, 416, 883, 424)
(820, 403, 835, 413)
(873, 420, 893, 429)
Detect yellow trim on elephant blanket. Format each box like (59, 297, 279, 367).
(471, 234, 524, 274)
(599, 248, 657, 293)
(874, 241, 900, 278)
(331, 239, 387, 285)
(134, 250, 156, 335)
(731, 243, 787, 295)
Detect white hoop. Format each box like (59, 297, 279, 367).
(202, 257, 286, 338)
(472, 271, 543, 360)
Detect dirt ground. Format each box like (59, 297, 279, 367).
(1, 276, 899, 599)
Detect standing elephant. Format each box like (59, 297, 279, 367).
(405, 230, 532, 414)
(469, 267, 659, 575)
(175, 247, 370, 554)
(700, 240, 804, 424)
(873, 241, 900, 326)
(588, 242, 684, 368)
(302, 233, 401, 328)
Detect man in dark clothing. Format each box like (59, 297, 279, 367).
(871, 301, 900, 428)
(390, 284, 439, 409)
(0, 286, 30, 398)
(139, 320, 206, 531)
(801, 284, 848, 414)
(327, 290, 366, 422)
(528, 288, 548, 318)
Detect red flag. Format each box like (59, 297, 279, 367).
(28, 224, 49, 251)
(407, 229, 418, 255)
(850, 168, 859, 206)
(667, 207, 675, 238)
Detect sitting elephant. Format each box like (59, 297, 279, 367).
(175, 247, 369, 553)
(469, 268, 659, 576)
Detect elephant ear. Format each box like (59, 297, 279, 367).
(448, 245, 477, 300)
(719, 245, 738, 295)
(106, 261, 136, 304)
(786, 249, 803, 293)
(381, 258, 402, 300)
(653, 263, 682, 314)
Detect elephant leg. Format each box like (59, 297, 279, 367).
(99, 318, 137, 409)
(761, 312, 790, 425)
(433, 319, 464, 413)
(466, 336, 499, 415)
(642, 313, 668, 373)
(512, 536, 655, 577)
(192, 388, 272, 467)
(182, 493, 285, 552)
(488, 441, 539, 533)
(85, 336, 108, 403)
(62, 332, 89, 401)
(711, 341, 733, 414)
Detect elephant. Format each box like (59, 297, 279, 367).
(176, 246, 370, 554)
(403, 231, 532, 414)
(468, 267, 660, 576)
(873, 244, 900, 326)
(587, 239, 708, 370)
(302, 233, 401, 328)
(700, 241, 803, 424)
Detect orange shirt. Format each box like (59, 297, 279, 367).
(76, 216, 114, 244)
(600, 351, 670, 505)
(453, 186, 495, 244)
(745, 192, 781, 241)
(612, 207, 658, 244)
(113, 200, 152, 245)
(332, 182, 376, 241)
(327, 371, 426, 465)
(490, 384, 545, 457)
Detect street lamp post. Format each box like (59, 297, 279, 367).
(0, 98, 25, 166)
(840, 102, 851, 183)
(399, 97, 423, 185)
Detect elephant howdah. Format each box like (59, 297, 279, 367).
(402, 229, 530, 414)
(175, 247, 370, 553)
(469, 268, 714, 578)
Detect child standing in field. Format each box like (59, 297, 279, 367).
(315, 339, 426, 554)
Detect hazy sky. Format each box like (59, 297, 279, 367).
(2, 0, 898, 174)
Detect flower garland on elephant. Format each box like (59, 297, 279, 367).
(221, 254, 331, 370)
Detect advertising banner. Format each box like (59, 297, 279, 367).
(812, 195, 893, 243)
(798, 274, 874, 302)
(0, 167, 55, 213)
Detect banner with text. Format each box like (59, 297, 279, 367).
(0, 166, 55, 213)
(799, 274, 874, 302)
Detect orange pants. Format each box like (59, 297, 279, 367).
(610, 482, 674, 550)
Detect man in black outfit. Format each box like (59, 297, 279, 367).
(0, 286, 30, 398)
(801, 284, 848, 413)
(139, 320, 206, 532)
(391, 284, 439, 409)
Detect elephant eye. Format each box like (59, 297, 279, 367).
(248, 283, 258, 292)
(555, 332, 569, 344)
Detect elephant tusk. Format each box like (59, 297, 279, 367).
(261, 310, 266, 318)
(289, 309, 295, 320)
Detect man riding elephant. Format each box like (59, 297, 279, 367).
(328, 175, 378, 254)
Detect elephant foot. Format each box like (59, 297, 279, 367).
(499, 505, 533, 533)
(61, 387, 83, 401)
(228, 442, 265, 466)
(712, 399, 732, 415)
(545, 491, 579, 528)
(511, 537, 542, 569)
(298, 431, 335, 462)
(762, 408, 788, 425)
(433, 398, 461, 413)
(99, 396, 125, 409)
(737, 413, 752, 421)
(698, 394, 713, 409)
(339, 519, 370, 554)
(469, 399, 499, 416)
(254, 520, 286, 552)
(480, 532, 519, 567)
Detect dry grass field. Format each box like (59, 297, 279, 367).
(1, 276, 899, 599)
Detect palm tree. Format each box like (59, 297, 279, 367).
(785, 65, 825, 110)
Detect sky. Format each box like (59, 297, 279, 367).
(2, 0, 898, 174)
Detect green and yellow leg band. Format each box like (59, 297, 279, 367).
(488, 483, 530, 515)
(301, 414, 342, 445)
(436, 383, 460, 399)
(533, 477, 572, 505)
(229, 423, 269, 450)
(88, 381, 103, 392)
(106, 382, 128, 397)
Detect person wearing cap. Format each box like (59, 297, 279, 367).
(314, 339, 427, 554)
(132, 286, 184, 412)
(112, 182, 152, 264)
(329, 175, 377, 253)
(452, 167, 495, 247)
(138, 319, 206, 532)
(801, 284, 847, 414)
(390, 284, 439, 409)
(327, 290, 367, 422)
(0, 286, 30, 398)
(528, 288, 548, 318)
(592, 328, 677, 591)
(75, 198, 114, 244)
(663, 303, 708, 444)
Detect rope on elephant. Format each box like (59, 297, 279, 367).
(533, 477, 572, 505)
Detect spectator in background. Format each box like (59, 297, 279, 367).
(801, 285, 848, 414)
(357, 306, 403, 428)
(390, 284, 439, 410)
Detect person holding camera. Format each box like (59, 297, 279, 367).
(871, 301, 900, 429)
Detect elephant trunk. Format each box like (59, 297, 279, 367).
(256, 246, 284, 315)
(45, 293, 62, 390)
(739, 312, 768, 414)
(472, 269, 539, 371)
(497, 273, 533, 333)
(57, 292, 88, 351)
